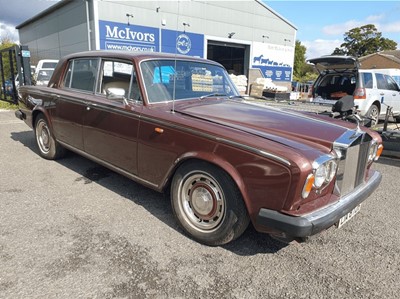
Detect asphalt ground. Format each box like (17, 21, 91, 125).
(1, 109, 399, 298)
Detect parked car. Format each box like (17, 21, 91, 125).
(2, 80, 14, 96)
(35, 59, 58, 75)
(35, 69, 54, 86)
(15, 51, 383, 245)
(308, 55, 400, 125)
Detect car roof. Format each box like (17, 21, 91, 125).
(60, 50, 218, 65)
(308, 55, 359, 73)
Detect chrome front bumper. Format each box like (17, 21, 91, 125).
(256, 170, 382, 238)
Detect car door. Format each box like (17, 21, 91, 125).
(382, 74, 400, 114)
(82, 59, 141, 175)
(374, 73, 400, 116)
(50, 58, 99, 150)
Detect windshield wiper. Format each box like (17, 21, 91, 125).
(199, 93, 228, 100)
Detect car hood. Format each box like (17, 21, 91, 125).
(174, 100, 352, 152)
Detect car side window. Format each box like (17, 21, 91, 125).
(376, 73, 388, 90)
(63, 58, 99, 92)
(362, 73, 373, 89)
(98, 60, 140, 101)
(384, 75, 399, 91)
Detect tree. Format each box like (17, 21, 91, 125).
(0, 37, 17, 89)
(293, 40, 318, 82)
(332, 24, 397, 57)
(293, 40, 306, 80)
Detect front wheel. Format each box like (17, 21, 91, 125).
(366, 104, 380, 127)
(34, 115, 66, 160)
(171, 161, 250, 246)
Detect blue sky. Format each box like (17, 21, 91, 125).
(265, 1, 400, 59)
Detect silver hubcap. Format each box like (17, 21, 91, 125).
(370, 107, 379, 126)
(36, 120, 51, 153)
(178, 172, 225, 232)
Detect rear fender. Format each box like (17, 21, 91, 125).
(32, 106, 52, 130)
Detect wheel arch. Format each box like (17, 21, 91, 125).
(32, 107, 52, 129)
(161, 152, 251, 211)
(371, 100, 381, 113)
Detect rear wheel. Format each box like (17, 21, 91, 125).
(366, 104, 380, 127)
(171, 161, 250, 246)
(34, 115, 66, 160)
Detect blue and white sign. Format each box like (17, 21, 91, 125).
(251, 42, 294, 82)
(161, 29, 204, 58)
(99, 20, 159, 52)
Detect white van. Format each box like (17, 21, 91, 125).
(35, 59, 59, 73)
(308, 56, 400, 124)
(34, 59, 59, 86)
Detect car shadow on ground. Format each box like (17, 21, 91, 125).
(377, 156, 400, 167)
(10, 130, 288, 255)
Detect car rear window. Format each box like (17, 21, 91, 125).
(42, 62, 58, 69)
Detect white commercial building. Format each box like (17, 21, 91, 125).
(17, 0, 297, 87)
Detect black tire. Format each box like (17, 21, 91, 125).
(366, 104, 380, 127)
(171, 161, 250, 246)
(34, 115, 66, 160)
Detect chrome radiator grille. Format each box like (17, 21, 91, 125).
(333, 130, 372, 197)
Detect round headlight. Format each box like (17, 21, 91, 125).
(326, 160, 337, 182)
(368, 142, 378, 163)
(314, 164, 328, 188)
(313, 159, 337, 189)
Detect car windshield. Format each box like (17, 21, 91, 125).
(141, 59, 238, 103)
(37, 70, 54, 81)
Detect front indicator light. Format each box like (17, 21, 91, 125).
(302, 173, 315, 199)
(375, 144, 383, 161)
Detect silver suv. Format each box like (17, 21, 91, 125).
(308, 56, 400, 125)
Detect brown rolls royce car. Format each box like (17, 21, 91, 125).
(15, 51, 383, 246)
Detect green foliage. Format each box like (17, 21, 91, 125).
(332, 24, 397, 57)
(293, 40, 318, 83)
(294, 40, 306, 78)
(0, 100, 18, 110)
(0, 38, 17, 91)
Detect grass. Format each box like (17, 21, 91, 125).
(0, 99, 18, 110)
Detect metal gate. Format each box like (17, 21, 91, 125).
(0, 45, 32, 104)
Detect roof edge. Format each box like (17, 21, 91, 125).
(16, 0, 71, 29)
(255, 0, 297, 30)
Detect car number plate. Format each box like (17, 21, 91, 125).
(337, 205, 361, 228)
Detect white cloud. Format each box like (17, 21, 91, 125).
(366, 14, 385, 22)
(378, 21, 400, 33)
(322, 15, 400, 38)
(322, 20, 363, 36)
(303, 39, 342, 59)
(0, 22, 19, 43)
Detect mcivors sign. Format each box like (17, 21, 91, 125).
(99, 20, 159, 52)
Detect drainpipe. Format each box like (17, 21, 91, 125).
(86, 0, 92, 50)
